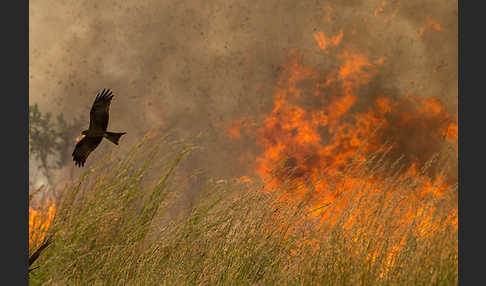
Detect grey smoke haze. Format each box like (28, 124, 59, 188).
(30, 0, 457, 184)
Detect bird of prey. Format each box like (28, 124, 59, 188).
(72, 89, 126, 167)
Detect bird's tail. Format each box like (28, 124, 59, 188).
(104, 131, 127, 145)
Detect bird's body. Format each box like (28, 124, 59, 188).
(72, 89, 126, 167)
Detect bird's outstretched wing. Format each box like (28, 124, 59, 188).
(72, 136, 103, 167)
(89, 88, 113, 133)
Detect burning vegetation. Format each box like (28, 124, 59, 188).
(29, 199, 56, 250)
(226, 27, 457, 275)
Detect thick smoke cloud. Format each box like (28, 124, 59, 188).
(30, 0, 457, 185)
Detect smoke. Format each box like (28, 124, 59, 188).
(30, 0, 457, 185)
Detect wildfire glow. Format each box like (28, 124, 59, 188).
(313, 30, 343, 54)
(29, 201, 56, 249)
(228, 19, 457, 273)
(251, 50, 457, 220)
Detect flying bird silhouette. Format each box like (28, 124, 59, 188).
(72, 89, 126, 167)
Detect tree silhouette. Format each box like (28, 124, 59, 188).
(29, 104, 85, 186)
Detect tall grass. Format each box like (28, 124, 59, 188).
(29, 135, 457, 285)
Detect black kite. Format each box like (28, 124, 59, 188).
(72, 89, 126, 167)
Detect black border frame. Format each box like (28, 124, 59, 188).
(459, 1, 483, 285)
(3, 0, 29, 285)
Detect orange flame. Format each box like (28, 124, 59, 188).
(29, 201, 56, 249)
(314, 30, 343, 54)
(252, 50, 457, 207)
(228, 23, 457, 272)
